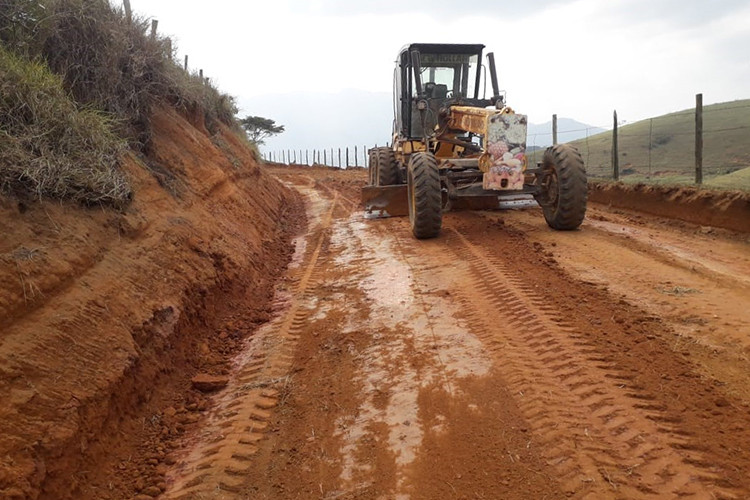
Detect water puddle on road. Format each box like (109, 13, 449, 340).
(328, 217, 490, 498)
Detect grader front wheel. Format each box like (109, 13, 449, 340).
(407, 152, 442, 239)
(535, 144, 587, 230)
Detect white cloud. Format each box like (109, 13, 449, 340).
(136, 0, 750, 129)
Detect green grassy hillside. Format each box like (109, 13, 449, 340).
(705, 166, 750, 189)
(528, 99, 750, 190)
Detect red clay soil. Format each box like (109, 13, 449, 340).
(589, 181, 750, 233)
(0, 107, 303, 499)
(160, 167, 750, 499)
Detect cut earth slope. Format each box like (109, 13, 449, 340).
(0, 107, 302, 499)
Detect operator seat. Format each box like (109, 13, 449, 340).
(432, 84, 448, 99)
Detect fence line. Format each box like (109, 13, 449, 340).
(530, 95, 750, 185)
(262, 144, 390, 169)
(264, 96, 749, 185)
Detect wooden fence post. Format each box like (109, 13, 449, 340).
(648, 118, 653, 175)
(123, 0, 132, 23)
(355, 146, 358, 167)
(338, 148, 341, 168)
(184, 55, 188, 71)
(323, 150, 327, 165)
(306, 150, 309, 166)
(346, 147, 349, 168)
(150, 19, 158, 39)
(695, 93, 703, 184)
(612, 110, 619, 180)
(552, 114, 558, 145)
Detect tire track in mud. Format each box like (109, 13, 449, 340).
(441, 225, 735, 499)
(163, 190, 338, 499)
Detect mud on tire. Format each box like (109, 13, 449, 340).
(407, 152, 442, 239)
(371, 146, 401, 186)
(535, 144, 587, 230)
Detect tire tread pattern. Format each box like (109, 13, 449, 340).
(374, 147, 400, 186)
(408, 152, 442, 238)
(540, 144, 587, 230)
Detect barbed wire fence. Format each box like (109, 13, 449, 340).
(527, 94, 750, 185)
(261, 144, 384, 169)
(262, 95, 749, 186)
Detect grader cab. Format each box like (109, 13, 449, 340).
(363, 43, 587, 238)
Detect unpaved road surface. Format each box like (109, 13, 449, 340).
(163, 167, 750, 500)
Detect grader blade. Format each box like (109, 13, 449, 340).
(361, 185, 408, 218)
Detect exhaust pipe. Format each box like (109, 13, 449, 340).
(410, 49, 425, 98)
(487, 52, 502, 105)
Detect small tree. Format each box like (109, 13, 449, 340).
(239, 115, 284, 145)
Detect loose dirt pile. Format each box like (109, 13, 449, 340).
(0, 107, 301, 499)
(589, 181, 750, 233)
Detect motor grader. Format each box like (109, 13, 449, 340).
(362, 43, 587, 238)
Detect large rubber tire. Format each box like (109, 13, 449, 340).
(407, 152, 442, 239)
(373, 147, 401, 186)
(367, 149, 377, 185)
(535, 144, 587, 230)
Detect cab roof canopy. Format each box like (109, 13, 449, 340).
(399, 43, 485, 57)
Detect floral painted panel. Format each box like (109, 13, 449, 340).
(483, 113, 527, 190)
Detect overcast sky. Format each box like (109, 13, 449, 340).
(137, 0, 750, 128)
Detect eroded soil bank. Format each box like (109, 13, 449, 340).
(0, 108, 303, 499)
(589, 181, 750, 232)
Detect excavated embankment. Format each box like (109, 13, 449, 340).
(589, 181, 750, 233)
(0, 107, 303, 499)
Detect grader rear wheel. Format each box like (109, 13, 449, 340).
(407, 152, 442, 239)
(535, 144, 587, 230)
(367, 149, 377, 185)
(373, 147, 401, 186)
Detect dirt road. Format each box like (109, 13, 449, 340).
(163, 167, 750, 500)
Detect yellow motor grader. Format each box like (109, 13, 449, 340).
(362, 43, 587, 238)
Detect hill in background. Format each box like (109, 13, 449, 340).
(555, 99, 750, 183)
(527, 118, 606, 149)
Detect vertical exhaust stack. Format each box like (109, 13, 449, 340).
(410, 49, 425, 98)
(486, 52, 502, 106)
(410, 49, 429, 142)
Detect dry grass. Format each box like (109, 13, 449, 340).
(0, 0, 240, 143)
(0, 0, 243, 203)
(0, 45, 131, 205)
